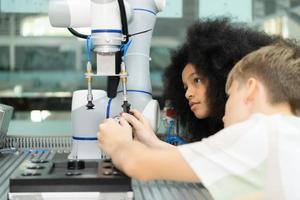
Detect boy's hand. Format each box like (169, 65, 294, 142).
(121, 109, 161, 148)
(97, 111, 199, 183)
(97, 117, 133, 156)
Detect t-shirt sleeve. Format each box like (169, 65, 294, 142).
(178, 117, 268, 189)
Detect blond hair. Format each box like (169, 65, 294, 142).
(226, 41, 300, 114)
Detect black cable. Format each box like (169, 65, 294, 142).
(128, 29, 152, 37)
(117, 0, 129, 44)
(67, 28, 88, 39)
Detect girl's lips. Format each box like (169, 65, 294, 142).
(190, 102, 200, 110)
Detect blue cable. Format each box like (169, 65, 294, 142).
(121, 39, 132, 61)
(86, 36, 92, 62)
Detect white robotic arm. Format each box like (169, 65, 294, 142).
(49, 0, 165, 160)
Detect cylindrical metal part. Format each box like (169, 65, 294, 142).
(120, 62, 128, 101)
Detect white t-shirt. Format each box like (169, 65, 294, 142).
(178, 113, 300, 200)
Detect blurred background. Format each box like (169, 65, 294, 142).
(0, 0, 299, 135)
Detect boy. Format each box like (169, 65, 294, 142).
(97, 42, 300, 199)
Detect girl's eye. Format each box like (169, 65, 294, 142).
(194, 78, 201, 84)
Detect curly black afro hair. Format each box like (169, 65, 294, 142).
(163, 18, 278, 141)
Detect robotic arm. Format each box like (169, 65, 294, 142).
(49, 0, 165, 159)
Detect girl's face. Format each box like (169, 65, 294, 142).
(181, 63, 210, 119)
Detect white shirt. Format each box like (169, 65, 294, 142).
(178, 113, 300, 200)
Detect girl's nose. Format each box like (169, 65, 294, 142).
(185, 87, 194, 100)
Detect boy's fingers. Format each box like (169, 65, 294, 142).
(129, 109, 138, 114)
(121, 112, 141, 127)
(102, 118, 118, 128)
(98, 119, 118, 139)
(119, 117, 131, 128)
(130, 109, 148, 125)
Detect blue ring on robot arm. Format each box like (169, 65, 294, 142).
(91, 29, 122, 34)
(133, 8, 157, 15)
(117, 89, 152, 96)
(72, 136, 98, 141)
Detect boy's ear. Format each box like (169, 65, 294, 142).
(244, 78, 258, 104)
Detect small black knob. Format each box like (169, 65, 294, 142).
(77, 160, 85, 169)
(31, 159, 48, 164)
(122, 101, 131, 113)
(67, 160, 76, 170)
(86, 101, 94, 109)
